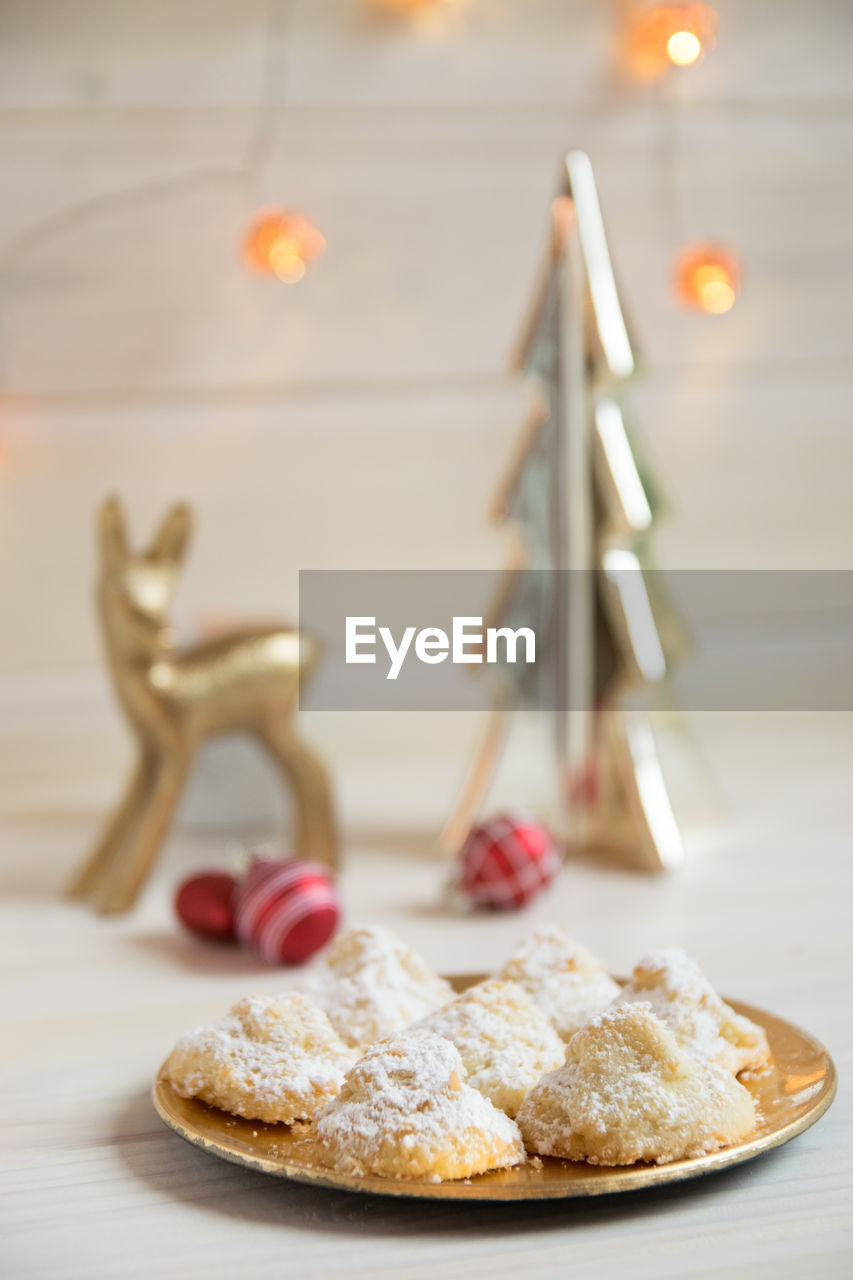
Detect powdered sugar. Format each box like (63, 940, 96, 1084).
(165, 992, 354, 1123)
(617, 947, 771, 1075)
(517, 1002, 755, 1165)
(313, 1030, 525, 1180)
(162, 924, 769, 1179)
(412, 978, 565, 1116)
(305, 926, 454, 1048)
(499, 924, 620, 1041)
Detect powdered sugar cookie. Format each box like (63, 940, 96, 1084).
(499, 924, 619, 1041)
(413, 978, 564, 1117)
(313, 1030, 526, 1181)
(618, 947, 771, 1075)
(308, 926, 454, 1048)
(164, 992, 355, 1123)
(517, 1002, 755, 1166)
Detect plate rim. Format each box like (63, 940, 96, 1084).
(151, 974, 838, 1201)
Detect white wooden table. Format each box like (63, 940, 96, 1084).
(2, 702, 851, 1279)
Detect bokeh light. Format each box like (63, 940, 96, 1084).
(373, 0, 455, 14)
(666, 30, 702, 66)
(625, 3, 717, 80)
(674, 243, 741, 314)
(243, 210, 326, 283)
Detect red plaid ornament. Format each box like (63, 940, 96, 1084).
(234, 856, 340, 964)
(457, 814, 561, 909)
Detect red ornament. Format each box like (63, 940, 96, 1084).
(233, 856, 340, 964)
(175, 871, 238, 942)
(457, 814, 561, 910)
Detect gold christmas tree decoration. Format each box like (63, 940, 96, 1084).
(443, 151, 685, 872)
(68, 497, 337, 914)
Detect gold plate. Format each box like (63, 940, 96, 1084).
(152, 974, 837, 1200)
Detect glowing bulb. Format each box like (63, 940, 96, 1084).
(674, 244, 741, 315)
(269, 241, 306, 283)
(691, 265, 735, 312)
(373, 0, 454, 15)
(243, 210, 326, 282)
(625, 4, 717, 80)
(666, 29, 702, 65)
(379, 0, 451, 9)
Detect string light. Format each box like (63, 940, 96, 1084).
(674, 243, 741, 314)
(625, 3, 717, 79)
(374, 0, 454, 13)
(666, 29, 702, 66)
(243, 210, 326, 283)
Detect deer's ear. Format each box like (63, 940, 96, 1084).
(99, 495, 127, 570)
(148, 502, 192, 564)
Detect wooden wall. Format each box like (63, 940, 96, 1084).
(1, 0, 851, 677)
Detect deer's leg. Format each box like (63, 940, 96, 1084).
(66, 752, 156, 902)
(94, 744, 192, 915)
(259, 723, 338, 872)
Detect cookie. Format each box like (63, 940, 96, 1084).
(164, 992, 354, 1123)
(618, 947, 771, 1075)
(313, 1030, 526, 1181)
(413, 978, 564, 1117)
(517, 1001, 756, 1165)
(308, 926, 454, 1048)
(499, 924, 620, 1041)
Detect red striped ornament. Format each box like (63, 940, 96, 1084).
(234, 856, 340, 964)
(457, 814, 561, 910)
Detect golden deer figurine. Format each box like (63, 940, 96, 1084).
(68, 496, 337, 914)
